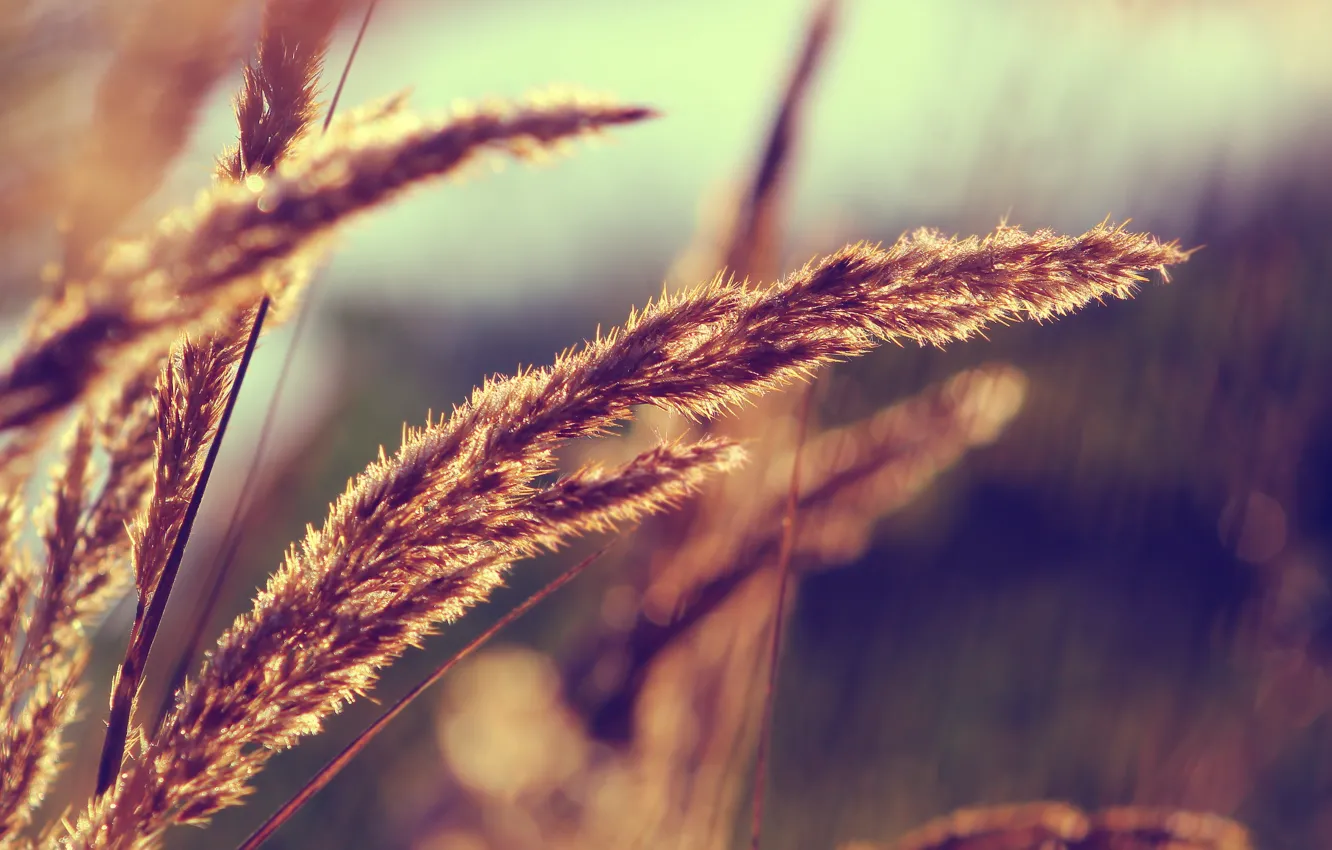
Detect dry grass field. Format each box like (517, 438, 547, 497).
(2, 1, 1331, 848)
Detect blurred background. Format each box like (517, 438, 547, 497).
(5, 0, 1332, 847)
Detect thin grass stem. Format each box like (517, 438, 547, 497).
(95, 297, 269, 797)
(236, 543, 610, 850)
(749, 383, 813, 849)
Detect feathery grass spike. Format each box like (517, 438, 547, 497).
(71, 439, 743, 843)
(0, 95, 656, 434)
(65, 221, 1184, 845)
(238, 542, 610, 850)
(155, 0, 367, 735)
(95, 300, 269, 798)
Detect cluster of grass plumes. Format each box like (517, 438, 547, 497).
(0, 1, 1201, 847)
(75, 437, 745, 845)
(62, 219, 1183, 847)
(0, 92, 652, 434)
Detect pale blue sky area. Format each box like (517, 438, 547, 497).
(160, 0, 1332, 312)
(145, 0, 1331, 471)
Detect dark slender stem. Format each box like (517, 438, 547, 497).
(749, 384, 813, 850)
(235, 545, 611, 850)
(151, 529, 242, 734)
(322, 0, 379, 134)
(152, 253, 317, 733)
(95, 297, 270, 797)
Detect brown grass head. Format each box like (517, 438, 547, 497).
(0, 93, 656, 435)
(0, 3, 1215, 845)
(71, 436, 744, 844)
(217, 0, 350, 181)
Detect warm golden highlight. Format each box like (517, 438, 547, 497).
(0, 1, 1247, 847)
